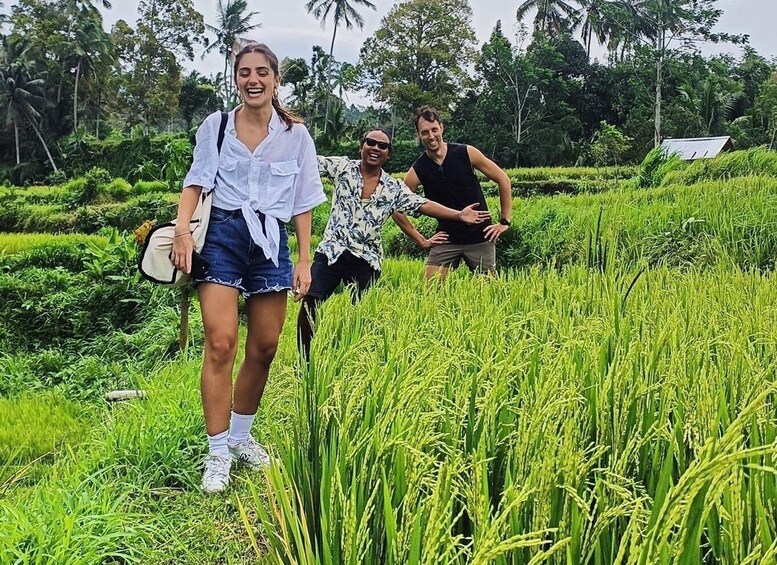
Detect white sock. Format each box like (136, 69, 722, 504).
(207, 430, 229, 458)
(228, 411, 255, 444)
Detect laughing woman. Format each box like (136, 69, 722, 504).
(171, 43, 326, 494)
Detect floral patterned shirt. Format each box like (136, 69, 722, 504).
(317, 156, 427, 271)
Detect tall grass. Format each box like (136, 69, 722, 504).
(243, 260, 777, 563)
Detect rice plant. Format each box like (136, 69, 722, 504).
(242, 260, 777, 564)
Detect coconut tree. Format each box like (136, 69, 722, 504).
(281, 57, 313, 119)
(304, 0, 375, 133)
(516, 0, 579, 34)
(203, 0, 261, 103)
(68, 17, 114, 130)
(573, 0, 617, 58)
(1, 39, 58, 171)
(57, 0, 112, 105)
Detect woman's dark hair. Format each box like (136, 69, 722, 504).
(414, 105, 443, 130)
(234, 43, 302, 131)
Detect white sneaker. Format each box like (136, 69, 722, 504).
(228, 436, 271, 469)
(201, 453, 231, 493)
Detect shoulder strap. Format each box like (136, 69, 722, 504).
(217, 111, 228, 154)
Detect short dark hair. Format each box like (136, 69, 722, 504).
(414, 105, 442, 130)
(360, 128, 392, 145)
(360, 128, 393, 156)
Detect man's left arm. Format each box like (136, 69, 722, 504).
(467, 146, 512, 242)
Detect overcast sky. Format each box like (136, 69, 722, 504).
(3, 0, 774, 105)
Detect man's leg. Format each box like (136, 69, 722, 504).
(297, 253, 343, 360)
(425, 243, 463, 281)
(461, 241, 497, 275)
(343, 251, 381, 302)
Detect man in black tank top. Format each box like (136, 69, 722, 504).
(393, 105, 513, 280)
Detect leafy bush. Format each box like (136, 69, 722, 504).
(132, 180, 171, 195)
(62, 167, 113, 209)
(104, 178, 133, 201)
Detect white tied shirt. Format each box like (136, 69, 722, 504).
(183, 108, 326, 266)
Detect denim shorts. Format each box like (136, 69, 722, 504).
(194, 206, 293, 297)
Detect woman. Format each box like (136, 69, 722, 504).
(172, 43, 326, 494)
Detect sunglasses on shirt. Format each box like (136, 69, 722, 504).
(364, 138, 391, 150)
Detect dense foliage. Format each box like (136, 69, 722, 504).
(0, 0, 774, 181)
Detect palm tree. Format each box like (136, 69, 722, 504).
(0, 39, 58, 171)
(281, 57, 313, 119)
(57, 0, 112, 104)
(68, 17, 115, 130)
(304, 0, 376, 133)
(574, 0, 616, 58)
(203, 0, 261, 103)
(516, 0, 579, 34)
(678, 80, 745, 136)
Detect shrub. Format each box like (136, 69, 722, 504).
(62, 167, 113, 209)
(133, 180, 171, 195)
(104, 178, 133, 201)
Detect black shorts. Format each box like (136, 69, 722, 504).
(307, 251, 380, 301)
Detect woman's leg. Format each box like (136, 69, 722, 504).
(233, 291, 288, 416)
(198, 282, 240, 436)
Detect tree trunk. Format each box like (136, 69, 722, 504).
(73, 60, 81, 130)
(654, 41, 663, 147)
(13, 118, 20, 165)
(26, 114, 58, 172)
(96, 89, 101, 138)
(323, 25, 338, 139)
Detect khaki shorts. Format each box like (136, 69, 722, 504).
(426, 241, 496, 273)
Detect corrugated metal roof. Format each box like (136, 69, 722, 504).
(660, 136, 733, 160)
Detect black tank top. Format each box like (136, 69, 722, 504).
(411, 143, 491, 244)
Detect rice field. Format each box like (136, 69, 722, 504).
(4, 258, 776, 563)
(4, 155, 777, 562)
(243, 262, 777, 564)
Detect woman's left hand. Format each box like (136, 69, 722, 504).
(292, 260, 311, 301)
(458, 203, 492, 225)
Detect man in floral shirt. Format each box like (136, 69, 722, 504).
(296, 128, 490, 359)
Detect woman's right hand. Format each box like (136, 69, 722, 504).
(171, 231, 194, 274)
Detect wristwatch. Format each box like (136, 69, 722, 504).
(498, 218, 511, 227)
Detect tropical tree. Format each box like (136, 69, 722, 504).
(203, 0, 261, 103)
(64, 16, 114, 130)
(516, 0, 579, 34)
(678, 79, 744, 136)
(0, 37, 57, 170)
(574, 0, 615, 58)
(305, 0, 375, 131)
(281, 56, 313, 119)
(613, 0, 746, 145)
(359, 0, 477, 122)
(178, 70, 222, 129)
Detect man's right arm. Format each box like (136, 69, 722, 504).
(317, 155, 346, 179)
(392, 166, 448, 250)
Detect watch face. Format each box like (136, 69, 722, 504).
(499, 219, 510, 226)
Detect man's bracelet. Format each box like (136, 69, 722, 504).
(173, 232, 190, 238)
